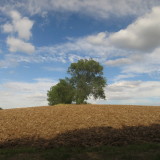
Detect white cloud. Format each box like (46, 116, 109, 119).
(1, 0, 160, 19)
(109, 6, 160, 51)
(86, 32, 108, 45)
(113, 74, 138, 82)
(13, 16, 34, 40)
(88, 80, 160, 106)
(7, 37, 35, 54)
(3, 10, 34, 40)
(106, 47, 160, 80)
(10, 10, 21, 20)
(37, 32, 123, 59)
(106, 81, 160, 104)
(0, 53, 35, 68)
(2, 10, 35, 54)
(106, 58, 132, 66)
(3, 23, 13, 32)
(0, 78, 57, 109)
(124, 49, 160, 75)
(106, 53, 146, 67)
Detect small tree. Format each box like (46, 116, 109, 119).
(68, 59, 106, 104)
(47, 79, 74, 105)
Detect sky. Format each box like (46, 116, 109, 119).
(0, 0, 160, 109)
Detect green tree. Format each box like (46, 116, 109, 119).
(47, 79, 74, 105)
(68, 59, 106, 104)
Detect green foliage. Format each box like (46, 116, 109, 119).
(0, 107, 2, 110)
(47, 79, 74, 105)
(68, 59, 106, 104)
(47, 59, 106, 105)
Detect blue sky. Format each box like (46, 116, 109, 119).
(0, 0, 160, 109)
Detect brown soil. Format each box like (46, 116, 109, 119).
(0, 104, 160, 148)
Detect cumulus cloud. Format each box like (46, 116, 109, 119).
(2, 10, 35, 54)
(3, 10, 34, 40)
(102, 6, 160, 80)
(109, 6, 160, 51)
(0, 78, 57, 109)
(7, 37, 35, 54)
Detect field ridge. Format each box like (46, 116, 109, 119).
(0, 104, 160, 148)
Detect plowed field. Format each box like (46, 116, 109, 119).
(0, 104, 160, 148)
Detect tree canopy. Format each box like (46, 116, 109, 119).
(68, 59, 106, 104)
(47, 59, 106, 105)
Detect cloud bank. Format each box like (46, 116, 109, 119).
(0, 79, 56, 109)
(1, 0, 160, 19)
(0, 79, 159, 109)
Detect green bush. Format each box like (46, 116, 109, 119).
(47, 79, 75, 105)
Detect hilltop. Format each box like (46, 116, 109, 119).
(0, 104, 160, 148)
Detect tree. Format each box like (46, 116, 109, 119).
(68, 59, 106, 104)
(47, 79, 75, 105)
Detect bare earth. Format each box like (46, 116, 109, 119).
(0, 104, 160, 148)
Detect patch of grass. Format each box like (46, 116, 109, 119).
(0, 147, 39, 160)
(0, 143, 160, 160)
(0, 147, 36, 155)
